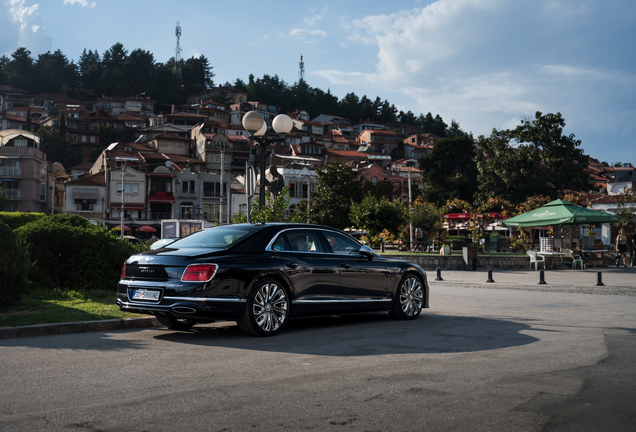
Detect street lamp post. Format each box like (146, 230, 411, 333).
(242, 111, 293, 208)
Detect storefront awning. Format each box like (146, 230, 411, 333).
(72, 188, 99, 200)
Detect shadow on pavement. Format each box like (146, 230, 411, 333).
(152, 312, 541, 356)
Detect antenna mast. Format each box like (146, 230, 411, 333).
(298, 55, 305, 81)
(173, 21, 183, 87)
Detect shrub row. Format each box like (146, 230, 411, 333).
(0, 213, 144, 307)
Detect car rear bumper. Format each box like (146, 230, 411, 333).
(117, 294, 246, 322)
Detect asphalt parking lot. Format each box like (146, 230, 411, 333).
(1, 276, 635, 431)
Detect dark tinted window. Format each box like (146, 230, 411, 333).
(322, 231, 361, 253)
(172, 225, 255, 248)
(273, 230, 325, 253)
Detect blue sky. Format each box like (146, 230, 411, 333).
(2, 0, 635, 164)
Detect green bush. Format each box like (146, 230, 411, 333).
(0, 212, 46, 230)
(0, 221, 30, 307)
(14, 214, 140, 291)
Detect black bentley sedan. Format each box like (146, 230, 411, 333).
(117, 223, 429, 336)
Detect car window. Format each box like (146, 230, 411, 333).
(173, 226, 253, 248)
(323, 231, 360, 254)
(281, 231, 325, 253)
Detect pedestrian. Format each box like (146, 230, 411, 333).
(615, 229, 628, 267)
(151, 233, 158, 242)
(630, 232, 636, 267)
(568, 241, 590, 268)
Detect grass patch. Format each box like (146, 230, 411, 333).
(0, 288, 146, 328)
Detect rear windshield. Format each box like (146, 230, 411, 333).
(170, 225, 255, 248)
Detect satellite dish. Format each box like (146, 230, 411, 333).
(165, 161, 173, 168)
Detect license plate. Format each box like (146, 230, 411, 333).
(132, 289, 161, 301)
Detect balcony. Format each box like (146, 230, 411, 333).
(149, 212, 172, 220)
(0, 188, 21, 198)
(0, 167, 21, 176)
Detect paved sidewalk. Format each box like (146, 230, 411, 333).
(428, 266, 636, 295)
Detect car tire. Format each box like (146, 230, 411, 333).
(238, 278, 290, 337)
(389, 274, 424, 320)
(155, 315, 196, 330)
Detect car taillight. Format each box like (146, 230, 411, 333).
(120, 264, 126, 280)
(181, 264, 218, 282)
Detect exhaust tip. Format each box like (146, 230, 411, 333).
(171, 305, 198, 314)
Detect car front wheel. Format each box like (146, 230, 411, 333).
(238, 278, 290, 336)
(390, 274, 423, 320)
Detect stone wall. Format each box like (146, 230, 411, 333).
(386, 254, 530, 271)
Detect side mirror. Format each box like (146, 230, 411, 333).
(358, 245, 375, 260)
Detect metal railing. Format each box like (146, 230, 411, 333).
(0, 167, 21, 176)
(0, 188, 21, 198)
(150, 212, 172, 220)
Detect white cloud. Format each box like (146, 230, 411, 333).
(1, 0, 51, 55)
(304, 5, 328, 26)
(289, 28, 327, 44)
(63, 0, 96, 8)
(317, 0, 636, 160)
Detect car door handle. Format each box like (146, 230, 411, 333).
(340, 263, 351, 269)
(286, 262, 300, 269)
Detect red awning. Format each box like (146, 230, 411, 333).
(111, 225, 131, 232)
(136, 225, 157, 232)
(444, 213, 471, 219)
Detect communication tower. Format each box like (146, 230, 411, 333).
(173, 21, 183, 86)
(299, 55, 305, 81)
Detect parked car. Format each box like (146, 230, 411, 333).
(121, 235, 141, 245)
(117, 223, 429, 336)
(149, 237, 179, 250)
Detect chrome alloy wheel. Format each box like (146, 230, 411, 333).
(399, 277, 423, 317)
(253, 282, 288, 332)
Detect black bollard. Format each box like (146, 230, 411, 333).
(596, 271, 604, 287)
(435, 267, 443, 281)
(538, 270, 547, 285)
(486, 269, 495, 283)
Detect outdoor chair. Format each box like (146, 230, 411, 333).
(570, 254, 585, 269)
(527, 251, 546, 271)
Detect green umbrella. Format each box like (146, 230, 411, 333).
(502, 199, 619, 227)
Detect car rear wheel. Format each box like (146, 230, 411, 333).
(238, 278, 289, 336)
(389, 274, 423, 320)
(155, 315, 196, 330)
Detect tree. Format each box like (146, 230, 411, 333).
(234, 187, 292, 223)
(123, 49, 155, 95)
(0, 189, 10, 211)
(25, 108, 31, 132)
(410, 201, 443, 236)
(309, 163, 363, 229)
(4, 48, 34, 91)
(182, 54, 215, 94)
(418, 134, 478, 206)
(476, 129, 547, 204)
(59, 113, 67, 137)
(350, 196, 406, 236)
(36, 125, 76, 168)
(511, 112, 592, 193)
(614, 189, 636, 229)
(476, 112, 594, 204)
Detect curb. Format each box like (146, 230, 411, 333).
(0, 317, 159, 340)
